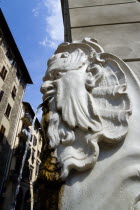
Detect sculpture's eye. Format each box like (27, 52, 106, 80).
(55, 72, 60, 78)
(50, 70, 66, 80)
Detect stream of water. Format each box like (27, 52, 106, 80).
(11, 107, 41, 210)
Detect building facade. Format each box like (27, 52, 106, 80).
(0, 10, 42, 210)
(9, 102, 42, 210)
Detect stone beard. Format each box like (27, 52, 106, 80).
(40, 38, 131, 180)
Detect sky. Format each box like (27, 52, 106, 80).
(0, 0, 64, 120)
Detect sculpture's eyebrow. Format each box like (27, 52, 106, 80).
(46, 69, 66, 80)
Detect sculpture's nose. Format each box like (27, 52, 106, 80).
(40, 81, 56, 102)
(40, 81, 54, 94)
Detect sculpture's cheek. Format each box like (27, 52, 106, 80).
(56, 70, 87, 110)
(59, 70, 86, 91)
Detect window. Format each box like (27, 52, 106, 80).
(31, 150, 35, 164)
(33, 136, 37, 146)
(5, 103, 11, 118)
(26, 148, 31, 160)
(29, 169, 33, 180)
(11, 86, 17, 99)
(0, 30, 3, 45)
(0, 66, 7, 80)
(34, 123, 38, 131)
(0, 91, 4, 102)
(37, 151, 40, 157)
(16, 69, 22, 83)
(36, 162, 40, 175)
(30, 134, 33, 142)
(6, 49, 14, 64)
(0, 125, 6, 141)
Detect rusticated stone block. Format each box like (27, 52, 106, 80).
(68, 0, 136, 8)
(70, 2, 140, 27)
(71, 23, 140, 59)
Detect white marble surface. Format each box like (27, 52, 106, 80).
(41, 38, 140, 209)
(59, 50, 140, 210)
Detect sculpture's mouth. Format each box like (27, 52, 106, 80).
(37, 95, 54, 110)
(41, 81, 56, 103)
(42, 81, 55, 102)
(38, 85, 56, 110)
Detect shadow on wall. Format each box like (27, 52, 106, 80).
(0, 135, 12, 208)
(0, 135, 32, 210)
(15, 188, 31, 210)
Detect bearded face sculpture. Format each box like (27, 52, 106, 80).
(40, 38, 132, 180)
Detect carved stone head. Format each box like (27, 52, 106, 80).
(40, 38, 132, 180)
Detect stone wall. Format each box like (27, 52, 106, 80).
(62, 0, 140, 80)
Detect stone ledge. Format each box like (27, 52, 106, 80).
(68, 0, 136, 9)
(70, 2, 140, 27)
